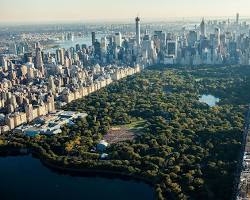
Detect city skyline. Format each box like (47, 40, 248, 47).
(1, 0, 250, 23)
(1, 1, 250, 199)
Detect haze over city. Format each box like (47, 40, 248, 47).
(1, 0, 250, 23)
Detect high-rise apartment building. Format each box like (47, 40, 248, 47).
(135, 16, 141, 47)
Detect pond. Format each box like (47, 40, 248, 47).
(0, 156, 154, 200)
(199, 94, 220, 107)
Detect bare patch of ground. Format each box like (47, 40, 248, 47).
(104, 120, 145, 144)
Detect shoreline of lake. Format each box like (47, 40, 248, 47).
(0, 146, 155, 200)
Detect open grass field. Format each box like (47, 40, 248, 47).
(104, 120, 145, 144)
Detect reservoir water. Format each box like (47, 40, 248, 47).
(199, 94, 220, 107)
(0, 156, 154, 200)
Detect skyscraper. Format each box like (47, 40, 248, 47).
(167, 40, 177, 57)
(154, 31, 167, 48)
(215, 27, 221, 47)
(91, 32, 96, 46)
(200, 18, 206, 38)
(56, 49, 65, 65)
(48, 76, 56, 94)
(0, 56, 8, 72)
(135, 16, 141, 47)
(188, 30, 198, 47)
(115, 32, 122, 47)
(100, 37, 107, 52)
(93, 40, 101, 58)
(236, 13, 239, 24)
(35, 46, 45, 76)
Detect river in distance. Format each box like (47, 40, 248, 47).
(45, 33, 105, 53)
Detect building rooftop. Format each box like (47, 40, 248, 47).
(13, 110, 87, 136)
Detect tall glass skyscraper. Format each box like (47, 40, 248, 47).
(135, 16, 141, 47)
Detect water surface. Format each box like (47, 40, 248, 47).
(199, 94, 220, 107)
(46, 33, 105, 52)
(0, 156, 154, 200)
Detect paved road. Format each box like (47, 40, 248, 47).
(233, 105, 250, 200)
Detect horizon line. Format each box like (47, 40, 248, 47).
(1, 15, 250, 26)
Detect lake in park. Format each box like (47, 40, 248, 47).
(0, 156, 154, 200)
(199, 94, 220, 107)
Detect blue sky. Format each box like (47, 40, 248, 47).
(1, 0, 250, 22)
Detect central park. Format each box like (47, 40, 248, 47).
(1, 65, 250, 200)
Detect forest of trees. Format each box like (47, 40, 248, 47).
(1, 65, 250, 199)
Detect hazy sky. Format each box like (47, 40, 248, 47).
(1, 0, 250, 23)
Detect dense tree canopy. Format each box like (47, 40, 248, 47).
(1, 65, 250, 199)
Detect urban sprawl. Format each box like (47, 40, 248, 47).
(1, 14, 250, 199)
(1, 14, 250, 134)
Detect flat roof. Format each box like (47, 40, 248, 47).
(14, 110, 87, 136)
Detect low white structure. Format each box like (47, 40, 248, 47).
(13, 110, 87, 136)
(97, 140, 109, 152)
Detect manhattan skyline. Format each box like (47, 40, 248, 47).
(1, 0, 250, 23)
(1, 0, 250, 199)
